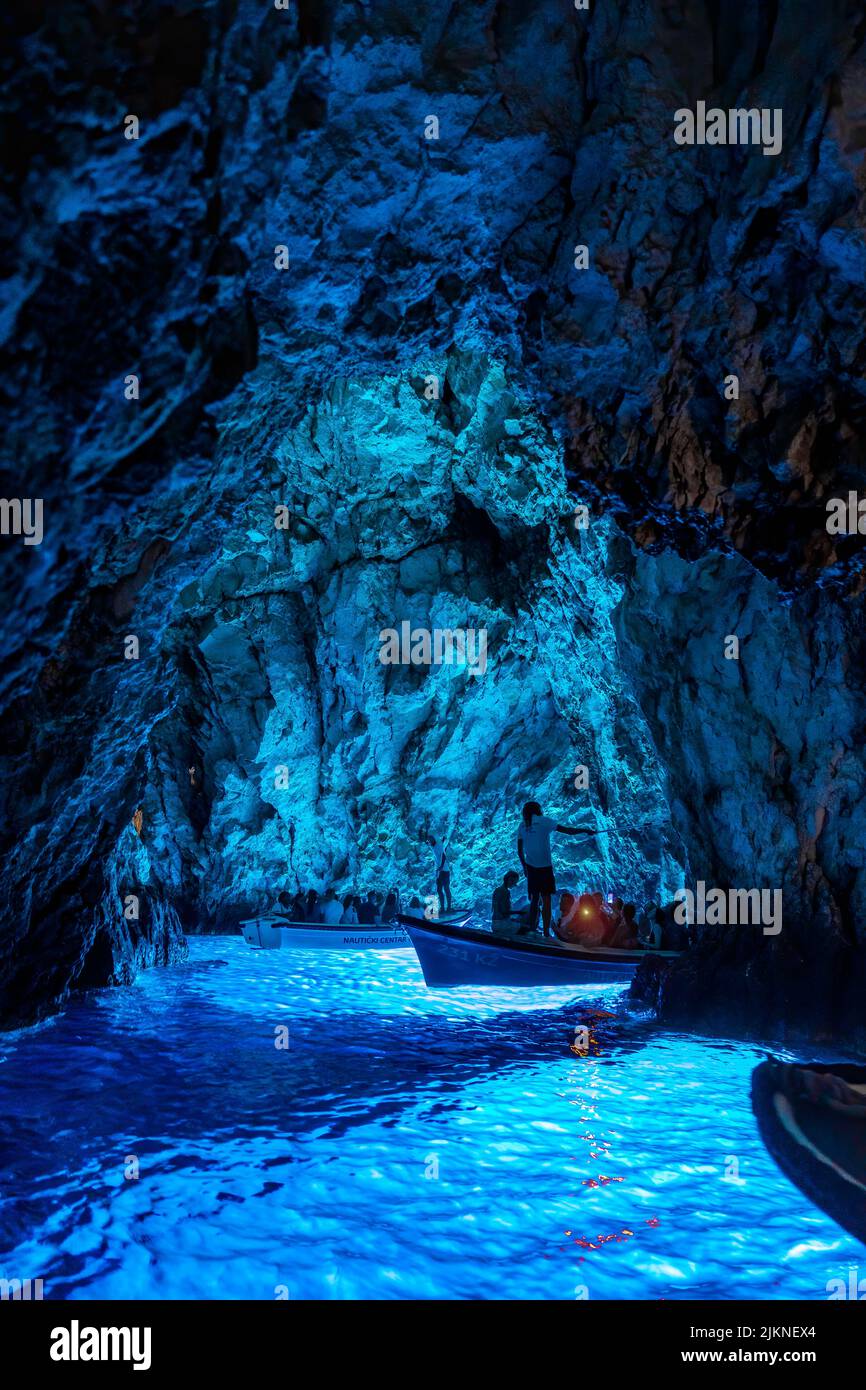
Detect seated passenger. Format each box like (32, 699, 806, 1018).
(592, 891, 613, 926)
(563, 893, 607, 947)
(637, 904, 662, 949)
(320, 889, 344, 925)
(598, 896, 624, 946)
(382, 891, 398, 922)
(305, 889, 322, 924)
(357, 892, 377, 925)
(492, 870, 521, 932)
(608, 902, 639, 949)
(591, 891, 623, 944)
(289, 891, 307, 922)
(554, 890, 582, 941)
(340, 894, 359, 925)
(351, 894, 365, 922)
(621, 903, 640, 945)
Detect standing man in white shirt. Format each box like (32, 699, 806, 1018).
(430, 835, 452, 913)
(516, 801, 597, 937)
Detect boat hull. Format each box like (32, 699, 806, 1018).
(398, 915, 645, 987)
(751, 1060, 866, 1246)
(241, 918, 411, 950)
(241, 919, 283, 949)
(280, 925, 411, 950)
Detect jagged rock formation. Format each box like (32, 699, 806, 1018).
(623, 543, 866, 1048)
(1, 1, 865, 1034)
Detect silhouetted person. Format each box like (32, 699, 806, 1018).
(430, 835, 452, 912)
(492, 870, 520, 932)
(638, 904, 662, 949)
(382, 891, 398, 921)
(554, 891, 583, 942)
(516, 802, 597, 936)
(358, 892, 377, 925)
(564, 892, 607, 947)
(341, 894, 359, 925)
(609, 902, 638, 949)
(622, 902, 639, 945)
(305, 889, 322, 924)
(639, 901, 663, 948)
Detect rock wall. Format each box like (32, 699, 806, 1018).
(621, 545, 866, 1047)
(142, 359, 686, 930)
(1, 1, 865, 1033)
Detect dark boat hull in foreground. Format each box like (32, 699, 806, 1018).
(751, 1059, 866, 1247)
(398, 913, 670, 988)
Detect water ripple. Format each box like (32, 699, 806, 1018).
(0, 939, 861, 1299)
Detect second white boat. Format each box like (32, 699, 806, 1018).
(241, 908, 474, 952)
(241, 917, 409, 950)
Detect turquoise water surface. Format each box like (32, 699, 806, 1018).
(0, 937, 861, 1300)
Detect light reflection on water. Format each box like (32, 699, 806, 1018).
(0, 937, 861, 1300)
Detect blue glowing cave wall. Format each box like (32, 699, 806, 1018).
(1, 0, 865, 1034)
(151, 360, 687, 920)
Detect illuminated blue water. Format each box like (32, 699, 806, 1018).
(0, 937, 861, 1300)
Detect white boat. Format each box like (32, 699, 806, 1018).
(241, 915, 410, 951)
(241, 908, 473, 952)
